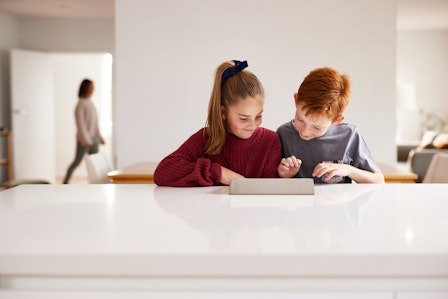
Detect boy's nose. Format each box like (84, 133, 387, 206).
(301, 126, 311, 136)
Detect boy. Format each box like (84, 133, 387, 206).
(277, 67, 384, 184)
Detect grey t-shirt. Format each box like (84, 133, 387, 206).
(276, 120, 380, 184)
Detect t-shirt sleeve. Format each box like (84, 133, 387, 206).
(350, 132, 381, 173)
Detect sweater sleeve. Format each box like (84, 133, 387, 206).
(154, 130, 222, 187)
(261, 130, 282, 178)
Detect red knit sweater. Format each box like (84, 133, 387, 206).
(154, 127, 282, 187)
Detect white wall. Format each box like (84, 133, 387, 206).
(115, 0, 397, 167)
(397, 29, 448, 140)
(18, 17, 114, 53)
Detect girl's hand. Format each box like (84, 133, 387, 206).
(220, 166, 244, 185)
(278, 156, 302, 178)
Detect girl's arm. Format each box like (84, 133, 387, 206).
(154, 130, 222, 187)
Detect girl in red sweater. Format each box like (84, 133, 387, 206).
(154, 60, 282, 187)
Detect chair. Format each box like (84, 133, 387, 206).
(405, 131, 448, 182)
(407, 149, 444, 182)
(84, 152, 113, 184)
(423, 153, 448, 183)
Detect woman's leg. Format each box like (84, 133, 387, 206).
(63, 142, 88, 184)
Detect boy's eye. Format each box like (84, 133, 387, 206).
(256, 115, 262, 119)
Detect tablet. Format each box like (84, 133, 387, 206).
(229, 178, 315, 195)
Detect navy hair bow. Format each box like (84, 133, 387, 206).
(222, 60, 248, 80)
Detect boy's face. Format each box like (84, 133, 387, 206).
(293, 101, 343, 140)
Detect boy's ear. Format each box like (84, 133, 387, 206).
(294, 93, 298, 105)
(332, 115, 345, 125)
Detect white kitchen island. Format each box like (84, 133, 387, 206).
(0, 183, 447, 298)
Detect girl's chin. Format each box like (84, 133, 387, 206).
(238, 132, 255, 139)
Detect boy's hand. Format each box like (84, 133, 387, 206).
(220, 166, 244, 185)
(313, 162, 350, 182)
(278, 156, 302, 178)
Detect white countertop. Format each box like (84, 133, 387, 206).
(0, 183, 447, 278)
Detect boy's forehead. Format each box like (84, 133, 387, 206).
(296, 105, 332, 124)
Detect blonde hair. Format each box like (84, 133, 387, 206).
(296, 67, 351, 121)
(205, 61, 264, 155)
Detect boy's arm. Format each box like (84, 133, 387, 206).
(344, 165, 384, 183)
(313, 163, 385, 183)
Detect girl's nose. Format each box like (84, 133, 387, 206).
(249, 118, 261, 129)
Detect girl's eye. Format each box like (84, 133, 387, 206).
(256, 115, 262, 119)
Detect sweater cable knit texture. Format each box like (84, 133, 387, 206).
(154, 127, 282, 187)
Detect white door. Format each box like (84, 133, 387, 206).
(11, 49, 55, 183)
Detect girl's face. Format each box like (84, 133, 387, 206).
(222, 95, 264, 139)
(294, 102, 343, 140)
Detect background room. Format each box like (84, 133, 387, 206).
(0, 2, 114, 184)
(0, 0, 448, 184)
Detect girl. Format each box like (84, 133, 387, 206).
(154, 60, 282, 187)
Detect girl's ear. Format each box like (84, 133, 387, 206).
(221, 105, 226, 120)
(333, 115, 345, 125)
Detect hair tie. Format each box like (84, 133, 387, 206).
(222, 60, 248, 80)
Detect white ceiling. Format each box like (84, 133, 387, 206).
(0, 0, 447, 29)
(0, 0, 114, 19)
(397, 0, 448, 30)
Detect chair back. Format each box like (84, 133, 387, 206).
(407, 149, 443, 182)
(85, 153, 113, 184)
(423, 153, 448, 183)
